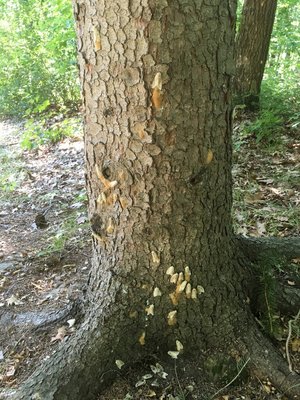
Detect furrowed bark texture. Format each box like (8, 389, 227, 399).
(7, 1, 300, 399)
(236, 235, 300, 263)
(236, 235, 300, 316)
(234, 0, 277, 105)
(81, 0, 242, 352)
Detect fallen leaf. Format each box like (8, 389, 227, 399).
(115, 359, 124, 369)
(51, 326, 67, 342)
(167, 351, 179, 359)
(70, 202, 83, 209)
(244, 192, 264, 204)
(146, 390, 157, 397)
(6, 365, 16, 377)
(236, 226, 248, 235)
(176, 340, 183, 352)
(6, 295, 24, 306)
(263, 384, 271, 394)
(67, 319, 76, 328)
(142, 374, 153, 380)
(135, 379, 146, 387)
(291, 258, 300, 264)
(77, 215, 87, 224)
(150, 363, 168, 379)
(268, 187, 281, 196)
(287, 280, 295, 286)
(256, 221, 266, 236)
(291, 338, 300, 352)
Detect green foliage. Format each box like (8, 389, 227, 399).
(255, 256, 281, 337)
(20, 116, 82, 149)
(38, 211, 88, 258)
(0, 147, 25, 194)
(0, 0, 79, 117)
(262, 1, 299, 124)
(238, 0, 299, 142)
(244, 109, 284, 143)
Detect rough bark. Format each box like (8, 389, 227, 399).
(234, 0, 277, 109)
(236, 235, 300, 316)
(4, 1, 300, 399)
(277, 280, 300, 316)
(236, 235, 300, 263)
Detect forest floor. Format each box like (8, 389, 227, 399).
(0, 117, 299, 399)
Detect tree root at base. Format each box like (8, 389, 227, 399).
(236, 235, 300, 263)
(1, 307, 144, 400)
(243, 324, 300, 399)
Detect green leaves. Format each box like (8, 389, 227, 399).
(20, 117, 81, 150)
(0, 0, 79, 117)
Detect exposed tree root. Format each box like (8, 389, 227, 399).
(3, 308, 300, 399)
(3, 305, 143, 400)
(2, 250, 299, 400)
(236, 235, 300, 316)
(236, 235, 300, 263)
(243, 323, 300, 399)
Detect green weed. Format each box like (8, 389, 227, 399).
(38, 211, 89, 258)
(21, 117, 81, 150)
(243, 110, 283, 144)
(0, 147, 25, 194)
(0, 0, 79, 118)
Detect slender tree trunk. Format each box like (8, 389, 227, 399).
(5, 1, 300, 399)
(234, 0, 277, 110)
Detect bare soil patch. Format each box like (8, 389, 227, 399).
(0, 120, 91, 388)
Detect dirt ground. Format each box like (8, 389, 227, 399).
(0, 118, 299, 399)
(0, 120, 91, 389)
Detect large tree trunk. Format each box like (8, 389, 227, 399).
(5, 1, 300, 399)
(234, 0, 277, 110)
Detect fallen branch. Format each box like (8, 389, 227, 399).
(286, 310, 300, 373)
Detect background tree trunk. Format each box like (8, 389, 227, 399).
(234, 0, 277, 110)
(6, 1, 300, 399)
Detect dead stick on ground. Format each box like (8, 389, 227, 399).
(285, 309, 300, 373)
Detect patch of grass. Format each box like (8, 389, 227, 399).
(242, 109, 284, 144)
(0, 147, 26, 194)
(21, 116, 82, 150)
(38, 210, 89, 258)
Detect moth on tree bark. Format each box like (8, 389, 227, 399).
(6, 1, 300, 399)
